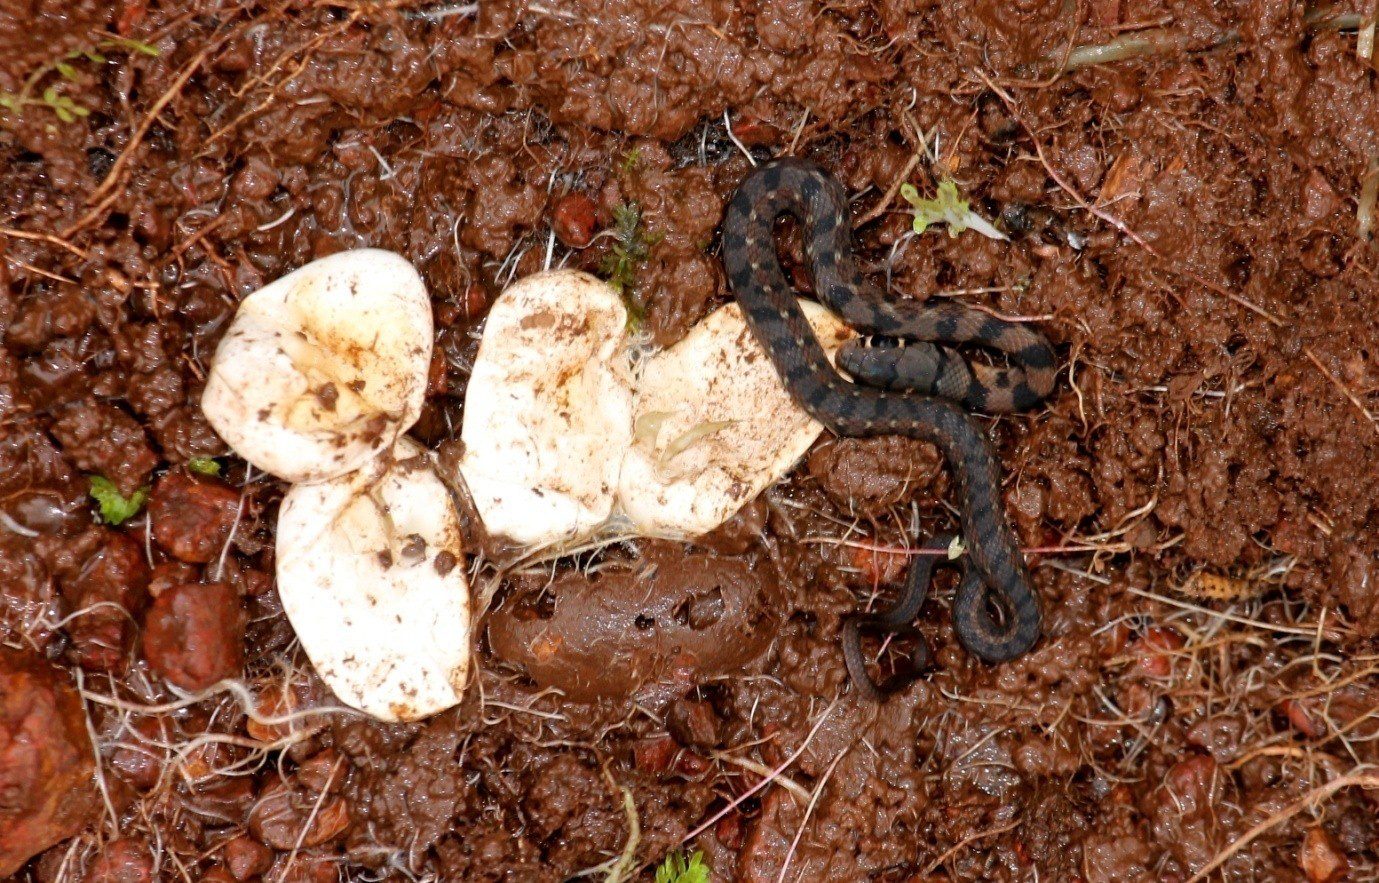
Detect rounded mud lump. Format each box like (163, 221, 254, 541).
(82, 838, 154, 883)
(0, 646, 101, 877)
(142, 582, 245, 691)
(488, 544, 779, 701)
(60, 529, 151, 671)
(149, 470, 243, 564)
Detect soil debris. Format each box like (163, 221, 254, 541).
(3, 0, 1379, 878)
(0, 647, 101, 876)
(140, 582, 245, 692)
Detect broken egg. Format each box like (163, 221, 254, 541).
(457, 269, 856, 549)
(456, 269, 634, 549)
(202, 248, 432, 484)
(618, 300, 855, 538)
(276, 438, 469, 721)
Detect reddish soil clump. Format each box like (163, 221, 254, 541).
(81, 838, 154, 883)
(0, 647, 100, 877)
(148, 470, 242, 564)
(1302, 826, 1350, 883)
(58, 528, 150, 671)
(488, 543, 780, 701)
(248, 776, 351, 850)
(552, 192, 600, 248)
(141, 582, 245, 691)
(222, 834, 273, 881)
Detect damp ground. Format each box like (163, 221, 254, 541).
(2, 1, 1378, 880)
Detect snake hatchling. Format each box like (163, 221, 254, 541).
(721, 158, 1057, 694)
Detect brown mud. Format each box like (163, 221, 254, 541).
(2, 0, 1379, 880)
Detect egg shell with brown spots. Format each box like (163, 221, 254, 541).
(202, 248, 432, 484)
(276, 438, 469, 722)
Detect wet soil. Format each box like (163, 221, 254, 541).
(2, 0, 1379, 880)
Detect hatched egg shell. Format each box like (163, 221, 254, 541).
(617, 300, 855, 539)
(276, 438, 469, 722)
(457, 269, 633, 549)
(202, 248, 431, 484)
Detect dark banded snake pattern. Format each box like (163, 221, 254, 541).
(721, 158, 1056, 677)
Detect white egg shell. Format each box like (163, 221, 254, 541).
(276, 438, 470, 722)
(202, 248, 432, 484)
(457, 269, 634, 549)
(617, 300, 856, 539)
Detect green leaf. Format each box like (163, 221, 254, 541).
(623, 296, 645, 333)
(600, 202, 656, 297)
(55, 62, 78, 80)
(901, 179, 1007, 241)
(0, 94, 19, 112)
(902, 180, 969, 237)
(107, 37, 161, 57)
(655, 851, 710, 883)
(611, 202, 641, 239)
(88, 476, 149, 526)
(84, 50, 108, 63)
(40, 87, 87, 124)
(188, 457, 222, 477)
(600, 248, 630, 294)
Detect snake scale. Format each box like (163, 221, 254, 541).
(722, 158, 1056, 683)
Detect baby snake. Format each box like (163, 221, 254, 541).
(721, 159, 1056, 688)
(840, 534, 966, 700)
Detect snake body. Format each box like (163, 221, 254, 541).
(722, 158, 1055, 667)
(841, 535, 969, 699)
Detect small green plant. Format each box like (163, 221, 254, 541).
(655, 851, 710, 883)
(187, 457, 222, 477)
(88, 475, 149, 526)
(620, 146, 643, 175)
(901, 179, 1006, 241)
(600, 203, 656, 293)
(0, 85, 89, 123)
(1, 37, 160, 124)
(599, 203, 662, 331)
